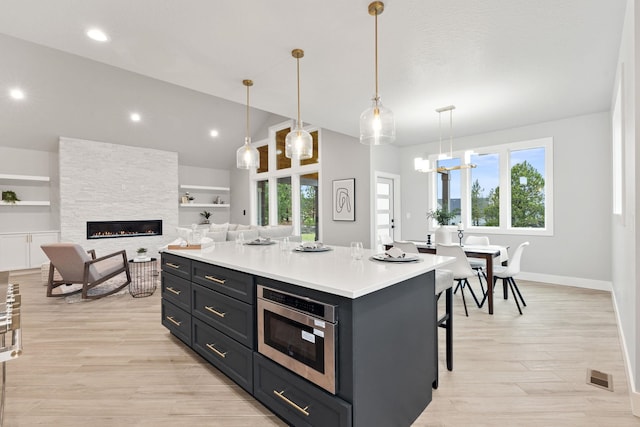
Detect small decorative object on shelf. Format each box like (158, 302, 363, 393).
(200, 210, 211, 224)
(135, 247, 148, 260)
(180, 192, 195, 204)
(1, 190, 20, 204)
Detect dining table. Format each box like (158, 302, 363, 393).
(411, 242, 508, 315)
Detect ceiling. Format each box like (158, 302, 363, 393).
(0, 0, 627, 165)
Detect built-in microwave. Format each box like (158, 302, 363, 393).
(257, 285, 338, 394)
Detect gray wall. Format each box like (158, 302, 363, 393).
(321, 130, 371, 247)
(178, 165, 231, 226)
(401, 112, 612, 286)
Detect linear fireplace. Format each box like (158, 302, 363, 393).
(87, 220, 163, 239)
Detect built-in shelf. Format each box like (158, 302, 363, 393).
(179, 203, 230, 208)
(0, 173, 50, 183)
(179, 185, 229, 192)
(0, 201, 50, 206)
(1, 174, 51, 206)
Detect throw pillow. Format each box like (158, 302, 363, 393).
(236, 224, 253, 231)
(209, 222, 229, 232)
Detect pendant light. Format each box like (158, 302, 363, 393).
(414, 105, 476, 173)
(236, 79, 260, 169)
(360, 1, 395, 145)
(285, 49, 313, 160)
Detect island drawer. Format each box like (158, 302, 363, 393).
(161, 299, 191, 347)
(192, 283, 254, 348)
(161, 253, 192, 281)
(161, 273, 191, 312)
(254, 354, 352, 427)
(192, 261, 254, 304)
(192, 318, 253, 394)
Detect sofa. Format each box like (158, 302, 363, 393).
(175, 223, 299, 244)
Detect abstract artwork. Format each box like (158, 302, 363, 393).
(332, 178, 355, 221)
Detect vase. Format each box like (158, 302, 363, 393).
(434, 226, 452, 245)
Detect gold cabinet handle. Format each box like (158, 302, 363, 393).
(166, 286, 181, 295)
(206, 343, 227, 358)
(205, 306, 226, 318)
(204, 275, 226, 284)
(273, 390, 310, 416)
(166, 316, 181, 326)
(166, 263, 181, 269)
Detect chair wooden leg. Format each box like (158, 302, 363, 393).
(458, 280, 469, 317)
(464, 278, 482, 308)
(511, 277, 526, 307)
(508, 279, 523, 315)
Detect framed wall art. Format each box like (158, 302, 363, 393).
(332, 178, 355, 221)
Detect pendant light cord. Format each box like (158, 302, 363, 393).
(449, 109, 453, 158)
(374, 12, 379, 100)
(246, 83, 250, 142)
(296, 56, 302, 126)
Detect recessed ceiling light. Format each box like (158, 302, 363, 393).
(130, 113, 141, 122)
(86, 28, 109, 42)
(209, 129, 219, 138)
(9, 88, 25, 100)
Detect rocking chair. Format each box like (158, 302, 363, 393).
(41, 243, 131, 300)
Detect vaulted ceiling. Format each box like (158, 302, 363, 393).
(0, 0, 627, 167)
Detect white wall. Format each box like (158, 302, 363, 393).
(0, 146, 59, 233)
(59, 137, 178, 259)
(612, 0, 639, 413)
(400, 112, 612, 286)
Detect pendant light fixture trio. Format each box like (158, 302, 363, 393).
(360, 1, 395, 146)
(285, 48, 313, 160)
(236, 79, 260, 169)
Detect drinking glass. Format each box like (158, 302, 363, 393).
(350, 241, 364, 260)
(235, 232, 245, 245)
(280, 236, 290, 251)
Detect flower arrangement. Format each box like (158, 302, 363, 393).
(426, 208, 457, 226)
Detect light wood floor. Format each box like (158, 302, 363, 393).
(3, 272, 639, 426)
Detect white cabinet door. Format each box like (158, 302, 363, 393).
(29, 232, 59, 268)
(0, 234, 29, 271)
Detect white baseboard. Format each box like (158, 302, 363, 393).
(610, 290, 640, 417)
(517, 271, 612, 292)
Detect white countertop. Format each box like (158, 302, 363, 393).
(165, 242, 454, 299)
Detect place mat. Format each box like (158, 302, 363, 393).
(293, 246, 332, 253)
(371, 253, 422, 263)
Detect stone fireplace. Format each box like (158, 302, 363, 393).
(59, 137, 178, 258)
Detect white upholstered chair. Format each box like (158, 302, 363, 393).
(464, 235, 490, 292)
(489, 241, 530, 315)
(436, 243, 482, 317)
(41, 243, 131, 300)
(393, 241, 454, 386)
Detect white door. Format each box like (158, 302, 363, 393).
(375, 176, 396, 246)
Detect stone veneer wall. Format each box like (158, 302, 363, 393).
(59, 137, 178, 259)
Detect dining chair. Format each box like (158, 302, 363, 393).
(436, 243, 482, 317)
(485, 241, 530, 314)
(392, 241, 454, 386)
(463, 235, 490, 292)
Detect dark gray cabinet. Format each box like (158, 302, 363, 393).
(161, 253, 436, 427)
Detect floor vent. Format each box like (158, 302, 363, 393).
(587, 369, 613, 391)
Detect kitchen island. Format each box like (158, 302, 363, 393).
(161, 242, 453, 427)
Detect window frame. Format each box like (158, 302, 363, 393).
(249, 121, 321, 238)
(427, 137, 553, 236)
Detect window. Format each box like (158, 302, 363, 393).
(251, 122, 321, 239)
(428, 137, 553, 235)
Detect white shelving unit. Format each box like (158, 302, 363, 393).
(0, 174, 51, 206)
(179, 184, 230, 208)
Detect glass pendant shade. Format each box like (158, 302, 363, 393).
(236, 137, 259, 169)
(285, 121, 313, 160)
(360, 97, 395, 145)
